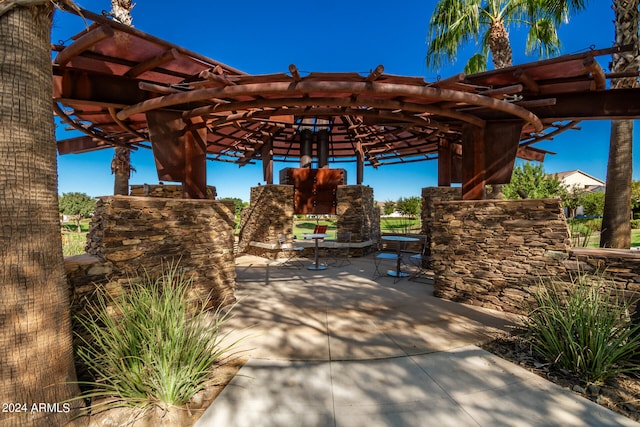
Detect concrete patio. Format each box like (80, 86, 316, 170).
(195, 255, 637, 427)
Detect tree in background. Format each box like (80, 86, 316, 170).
(221, 197, 248, 217)
(383, 200, 397, 215)
(396, 196, 421, 217)
(632, 180, 640, 217)
(59, 192, 97, 232)
(110, 0, 135, 195)
(0, 2, 82, 425)
(425, 0, 586, 198)
(426, 0, 586, 73)
(502, 162, 566, 199)
(600, 0, 639, 248)
(563, 185, 587, 218)
(580, 191, 606, 217)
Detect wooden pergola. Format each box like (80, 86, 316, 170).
(53, 7, 640, 200)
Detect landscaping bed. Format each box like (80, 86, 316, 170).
(483, 334, 640, 422)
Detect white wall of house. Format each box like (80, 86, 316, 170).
(556, 170, 605, 189)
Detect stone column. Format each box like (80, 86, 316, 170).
(422, 187, 462, 258)
(336, 185, 379, 254)
(237, 185, 295, 256)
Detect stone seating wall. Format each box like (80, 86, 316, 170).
(427, 192, 640, 314)
(66, 196, 236, 320)
(129, 183, 217, 199)
(568, 247, 640, 304)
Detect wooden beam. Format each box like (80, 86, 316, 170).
(356, 143, 364, 184)
(53, 102, 134, 149)
(138, 81, 183, 95)
(58, 5, 248, 76)
(514, 69, 540, 94)
(366, 65, 385, 82)
(146, 110, 186, 182)
(198, 70, 237, 86)
(480, 84, 523, 97)
(54, 25, 114, 66)
(116, 80, 543, 132)
(437, 139, 452, 186)
(183, 117, 208, 199)
(583, 57, 606, 91)
(186, 96, 484, 128)
(483, 120, 523, 185)
(461, 124, 485, 200)
(477, 89, 640, 121)
(430, 72, 466, 87)
(262, 138, 274, 184)
(517, 145, 547, 162)
(108, 107, 148, 141)
(125, 48, 180, 78)
(289, 64, 302, 82)
(57, 136, 111, 155)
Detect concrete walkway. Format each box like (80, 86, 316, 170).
(195, 255, 637, 427)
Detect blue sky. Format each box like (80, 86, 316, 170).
(53, 1, 639, 202)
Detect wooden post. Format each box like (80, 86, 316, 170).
(182, 117, 207, 199)
(262, 138, 273, 184)
(483, 120, 523, 185)
(356, 143, 364, 184)
(461, 124, 485, 200)
(437, 139, 452, 186)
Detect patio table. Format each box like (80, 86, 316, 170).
(381, 235, 419, 278)
(304, 233, 329, 270)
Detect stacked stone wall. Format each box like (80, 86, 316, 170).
(83, 196, 236, 307)
(336, 185, 379, 255)
(238, 185, 295, 258)
(421, 187, 461, 258)
(568, 248, 640, 303)
(431, 198, 572, 313)
(129, 184, 217, 199)
(237, 184, 379, 258)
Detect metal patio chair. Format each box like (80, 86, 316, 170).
(406, 235, 431, 281)
(277, 234, 305, 268)
(372, 238, 406, 282)
(326, 231, 352, 267)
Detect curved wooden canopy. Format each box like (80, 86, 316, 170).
(52, 7, 640, 198)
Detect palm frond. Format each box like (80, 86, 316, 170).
(526, 17, 561, 58)
(426, 0, 483, 70)
(465, 53, 489, 73)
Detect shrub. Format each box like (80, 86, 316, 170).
(523, 274, 640, 384)
(567, 218, 601, 247)
(74, 262, 239, 413)
(631, 219, 640, 230)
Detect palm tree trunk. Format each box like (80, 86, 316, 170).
(488, 20, 513, 69)
(0, 4, 82, 426)
(111, 0, 134, 195)
(600, 0, 639, 248)
(112, 146, 131, 195)
(111, 0, 133, 26)
(486, 19, 512, 198)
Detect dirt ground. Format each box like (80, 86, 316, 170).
(482, 334, 640, 423)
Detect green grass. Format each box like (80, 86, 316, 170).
(380, 217, 421, 234)
(73, 263, 240, 413)
(61, 220, 91, 233)
(292, 219, 337, 239)
(574, 229, 640, 248)
(62, 232, 87, 256)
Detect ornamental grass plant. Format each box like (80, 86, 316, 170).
(524, 273, 640, 385)
(74, 262, 240, 414)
